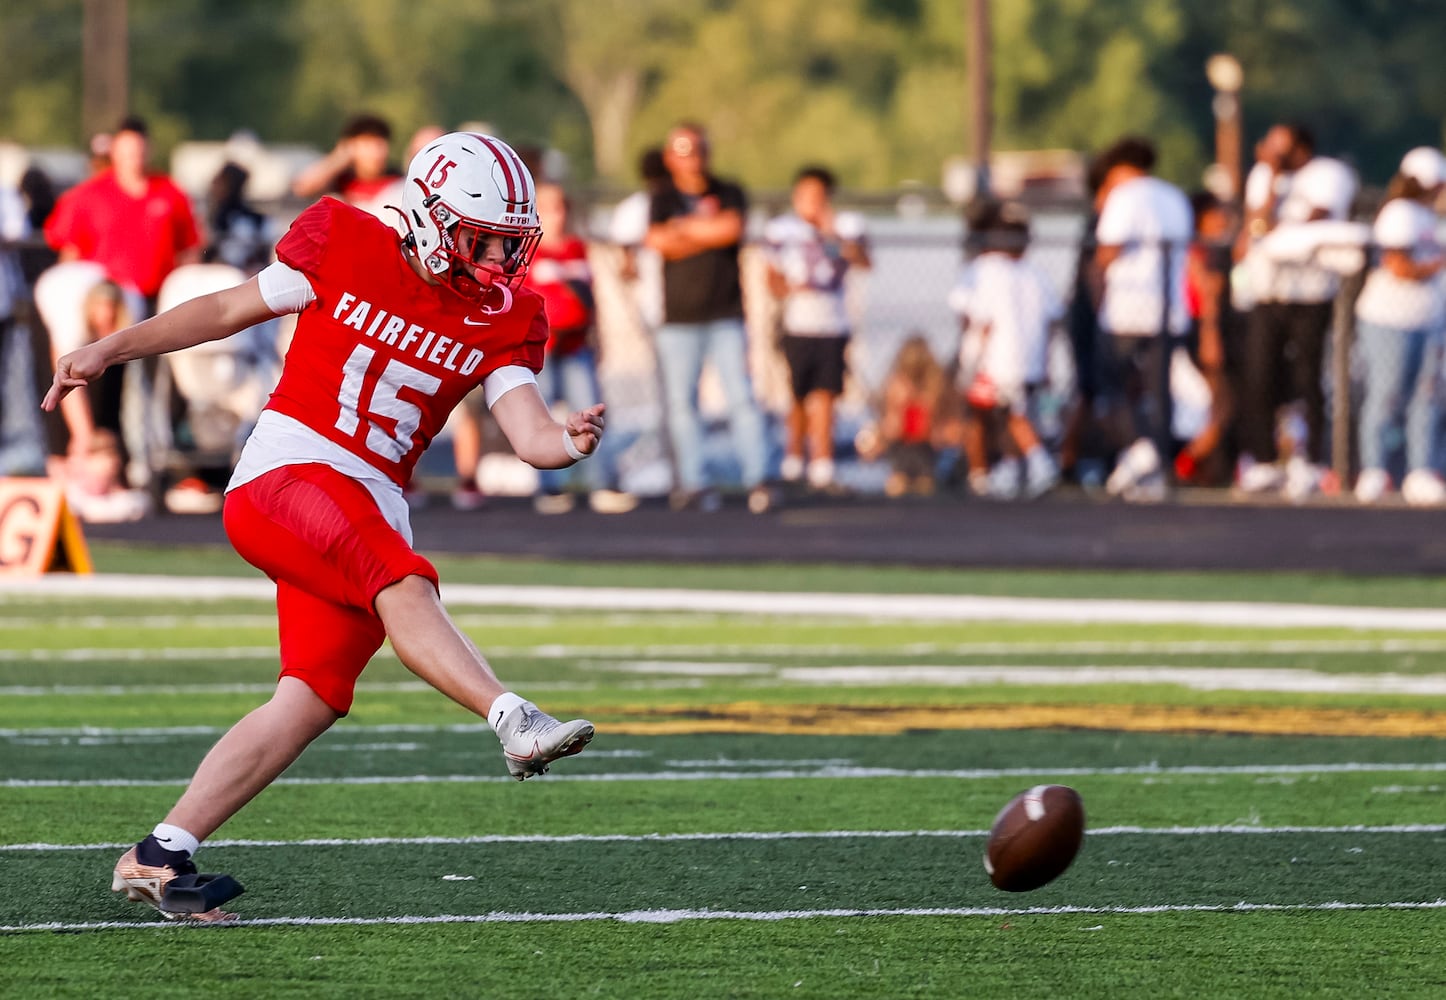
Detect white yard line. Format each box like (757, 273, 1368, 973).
(3, 899, 1445, 933)
(6, 573, 1446, 630)
(8, 760, 1446, 789)
(5, 824, 1445, 853)
(8, 660, 1446, 696)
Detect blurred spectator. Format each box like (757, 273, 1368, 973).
(1176, 191, 1239, 486)
(1058, 153, 1111, 487)
(19, 167, 56, 234)
(763, 165, 870, 492)
(43, 115, 201, 316)
(205, 162, 274, 273)
(1234, 123, 1359, 498)
(1091, 136, 1194, 502)
(32, 265, 150, 521)
(290, 112, 401, 221)
(861, 334, 947, 497)
(609, 147, 669, 337)
(949, 201, 1062, 499)
(526, 182, 637, 514)
(0, 177, 43, 475)
(1352, 146, 1446, 506)
(647, 122, 773, 512)
(17, 166, 59, 284)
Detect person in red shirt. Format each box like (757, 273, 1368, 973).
(526, 181, 636, 514)
(290, 112, 404, 222)
(43, 116, 201, 312)
(45, 132, 600, 922)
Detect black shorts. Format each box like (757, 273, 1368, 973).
(781, 333, 848, 401)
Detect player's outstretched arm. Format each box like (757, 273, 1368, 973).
(491, 382, 604, 470)
(42, 278, 278, 412)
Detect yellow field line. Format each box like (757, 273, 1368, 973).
(586, 702, 1446, 738)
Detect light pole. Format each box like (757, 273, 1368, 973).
(82, 0, 129, 142)
(1205, 54, 1244, 204)
(967, 0, 993, 201)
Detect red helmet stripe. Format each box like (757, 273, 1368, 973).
(475, 135, 520, 205)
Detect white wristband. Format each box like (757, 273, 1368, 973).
(562, 428, 590, 462)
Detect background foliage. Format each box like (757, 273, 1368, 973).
(3, 0, 1446, 188)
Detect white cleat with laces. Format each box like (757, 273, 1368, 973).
(495, 701, 595, 780)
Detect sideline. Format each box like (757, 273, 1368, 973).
(10, 759, 1446, 789)
(4, 899, 1445, 933)
(6, 823, 1446, 852)
(6, 572, 1446, 630)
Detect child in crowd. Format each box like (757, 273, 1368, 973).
(860, 334, 947, 496)
(948, 201, 1062, 499)
(764, 165, 870, 491)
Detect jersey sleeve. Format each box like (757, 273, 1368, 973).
(274, 199, 339, 277)
(502, 299, 550, 373)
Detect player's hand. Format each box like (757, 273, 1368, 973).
(42, 342, 111, 412)
(565, 403, 606, 457)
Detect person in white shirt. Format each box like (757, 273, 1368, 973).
(1352, 147, 1446, 505)
(1091, 136, 1194, 501)
(764, 165, 870, 490)
(609, 147, 668, 337)
(949, 201, 1062, 499)
(1234, 123, 1360, 496)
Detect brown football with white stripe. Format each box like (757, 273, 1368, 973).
(984, 784, 1086, 891)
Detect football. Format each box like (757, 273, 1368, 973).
(983, 784, 1086, 892)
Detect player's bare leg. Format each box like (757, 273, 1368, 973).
(375, 574, 593, 778)
(113, 676, 338, 921)
(165, 676, 341, 839)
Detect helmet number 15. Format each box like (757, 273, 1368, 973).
(424, 154, 458, 189)
(335, 344, 442, 462)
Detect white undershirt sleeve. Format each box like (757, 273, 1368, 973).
(256, 260, 317, 315)
(483, 365, 540, 409)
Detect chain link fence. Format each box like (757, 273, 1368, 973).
(2, 212, 1431, 502)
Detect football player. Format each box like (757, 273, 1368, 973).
(45, 132, 598, 921)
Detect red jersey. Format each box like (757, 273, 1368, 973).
(43, 170, 200, 297)
(266, 199, 548, 486)
(524, 235, 594, 355)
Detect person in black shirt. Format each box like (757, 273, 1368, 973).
(646, 122, 773, 512)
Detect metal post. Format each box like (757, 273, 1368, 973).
(1330, 263, 1366, 486)
(967, 0, 992, 200)
(82, 0, 128, 141)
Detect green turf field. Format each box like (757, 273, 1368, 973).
(3, 555, 1446, 998)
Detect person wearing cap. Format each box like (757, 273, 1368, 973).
(1351, 146, 1446, 505)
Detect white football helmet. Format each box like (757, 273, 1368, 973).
(397, 132, 542, 309)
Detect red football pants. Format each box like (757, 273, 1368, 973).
(223, 463, 438, 713)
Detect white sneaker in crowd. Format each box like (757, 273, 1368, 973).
(806, 458, 836, 490)
(780, 454, 805, 482)
(1283, 456, 1323, 504)
(1023, 449, 1059, 499)
(988, 460, 1022, 500)
(532, 492, 577, 515)
(1402, 469, 1446, 507)
(1236, 458, 1285, 495)
(1354, 468, 1391, 505)
(588, 489, 639, 514)
(1106, 438, 1160, 497)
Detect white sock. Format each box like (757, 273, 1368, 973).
(151, 823, 200, 858)
(488, 692, 527, 733)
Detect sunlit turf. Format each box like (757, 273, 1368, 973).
(82, 540, 1446, 606)
(5, 566, 1446, 996)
